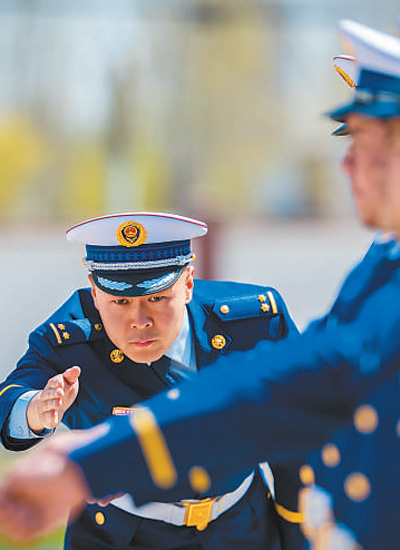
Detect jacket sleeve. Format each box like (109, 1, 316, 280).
(0, 330, 61, 451)
(69, 274, 400, 504)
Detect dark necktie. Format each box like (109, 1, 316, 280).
(150, 355, 170, 383)
(151, 355, 186, 386)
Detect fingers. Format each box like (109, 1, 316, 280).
(33, 391, 62, 431)
(87, 492, 124, 507)
(38, 385, 63, 428)
(63, 366, 81, 386)
(38, 367, 81, 428)
(45, 373, 65, 392)
(46, 365, 80, 393)
(26, 368, 81, 433)
(0, 495, 38, 542)
(0, 451, 87, 543)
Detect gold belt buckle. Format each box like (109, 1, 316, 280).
(183, 498, 217, 531)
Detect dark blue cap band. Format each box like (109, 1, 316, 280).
(327, 69, 400, 123)
(86, 240, 191, 264)
(358, 69, 400, 95)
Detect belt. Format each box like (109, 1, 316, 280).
(111, 471, 254, 531)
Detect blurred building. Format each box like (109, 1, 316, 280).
(0, 0, 398, 224)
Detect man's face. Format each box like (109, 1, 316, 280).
(381, 119, 400, 234)
(90, 266, 194, 364)
(342, 114, 392, 229)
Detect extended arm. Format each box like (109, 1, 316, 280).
(1, 285, 400, 542)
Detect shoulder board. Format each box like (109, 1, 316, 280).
(44, 319, 104, 347)
(213, 290, 279, 321)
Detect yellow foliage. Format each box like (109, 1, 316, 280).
(130, 141, 170, 210)
(0, 115, 49, 210)
(64, 142, 106, 218)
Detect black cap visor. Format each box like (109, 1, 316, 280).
(332, 124, 349, 136)
(327, 99, 400, 123)
(92, 266, 185, 297)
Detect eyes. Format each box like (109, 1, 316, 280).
(112, 295, 165, 305)
(148, 296, 164, 303)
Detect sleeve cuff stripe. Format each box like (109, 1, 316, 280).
(130, 407, 178, 489)
(275, 502, 304, 524)
(0, 384, 23, 398)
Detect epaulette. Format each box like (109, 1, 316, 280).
(43, 319, 104, 347)
(212, 290, 279, 321)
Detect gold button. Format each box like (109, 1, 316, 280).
(110, 349, 125, 363)
(258, 295, 267, 303)
(299, 464, 315, 486)
(321, 443, 341, 468)
(353, 404, 379, 434)
(62, 332, 70, 340)
(261, 303, 270, 312)
(188, 465, 211, 493)
(344, 472, 371, 502)
(95, 511, 105, 525)
(220, 305, 230, 315)
(94, 323, 102, 331)
(58, 324, 65, 330)
(212, 335, 226, 350)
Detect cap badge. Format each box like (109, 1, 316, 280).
(116, 221, 147, 247)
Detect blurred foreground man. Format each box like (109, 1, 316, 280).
(1, 18, 400, 550)
(0, 212, 300, 550)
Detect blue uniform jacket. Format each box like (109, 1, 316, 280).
(68, 238, 400, 550)
(0, 279, 301, 549)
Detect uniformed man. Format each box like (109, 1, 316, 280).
(0, 212, 301, 550)
(1, 18, 400, 550)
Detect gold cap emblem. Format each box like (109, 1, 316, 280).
(110, 349, 125, 363)
(116, 221, 147, 247)
(220, 305, 230, 315)
(212, 335, 226, 350)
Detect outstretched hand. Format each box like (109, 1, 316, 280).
(27, 366, 81, 432)
(0, 425, 111, 543)
(0, 448, 87, 542)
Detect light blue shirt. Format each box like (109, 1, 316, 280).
(8, 306, 197, 439)
(7, 390, 53, 439)
(164, 308, 197, 382)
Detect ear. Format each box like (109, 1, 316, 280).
(184, 266, 195, 304)
(88, 275, 99, 310)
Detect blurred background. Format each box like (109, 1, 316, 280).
(0, 1, 398, 547)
